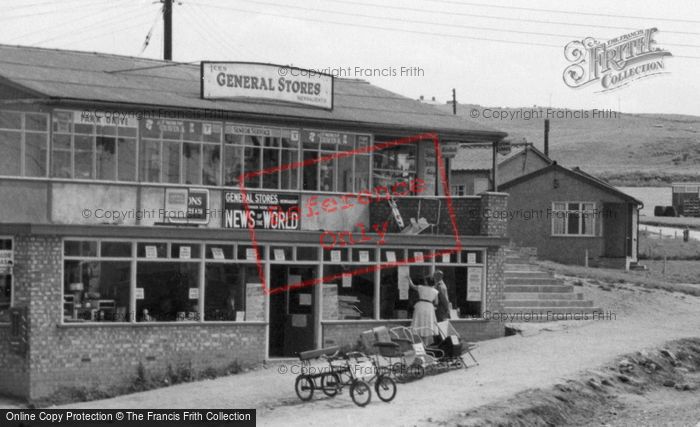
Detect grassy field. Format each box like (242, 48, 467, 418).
(638, 230, 700, 260)
(436, 104, 700, 184)
(538, 260, 700, 295)
(640, 216, 700, 230)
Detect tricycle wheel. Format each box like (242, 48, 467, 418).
(321, 372, 340, 397)
(410, 363, 425, 379)
(375, 375, 397, 402)
(350, 380, 372, 407)
(295, 375, 314, 401)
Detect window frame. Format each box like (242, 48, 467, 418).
(551, 201, 597, 237)
(0, 236, 14, 323)
(0, 110, 50, 178)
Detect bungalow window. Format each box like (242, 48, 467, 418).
(451, 185, 466, 196)
(0, 110, 49, 177)
(551, 202, 596, 236)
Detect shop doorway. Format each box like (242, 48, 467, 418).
(268, 265, 317, 358)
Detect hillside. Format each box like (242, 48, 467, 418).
(435, 104, 700, 185)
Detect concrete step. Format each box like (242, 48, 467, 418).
(504, 292, 584, 300)
(504, 284, 574, 293)
(503, 299, 595, 308)
(505, 271, 553, 279)
(503, 263, 541, 271)
(505, 277, 562, 286)
(500, 306, 604, 317)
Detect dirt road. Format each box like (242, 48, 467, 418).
(59, 278, 700, 426)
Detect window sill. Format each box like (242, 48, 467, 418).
(321, 319, 411, 324)
(58, 321, 268, 327)
(550, 234, 598, 238)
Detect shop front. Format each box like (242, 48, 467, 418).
(0, 45, 509, 401)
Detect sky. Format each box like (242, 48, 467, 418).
(0, 0, 698, 116)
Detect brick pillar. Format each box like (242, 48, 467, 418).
(484, 246, 505, 313)
(479, 192, 509, 237)
(14, 235, 63, 401)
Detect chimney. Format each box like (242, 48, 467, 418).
(544, 119, 550, 157)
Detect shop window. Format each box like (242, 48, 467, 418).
(63, 240, 132, 323)
(296, 246, 319, 261)
(205, 244, 235, 260)
(437, 266, 483, 319)
(552, 202, 596, 236)
(101, 241, 132, 258)
(238, 245, 264, 261)
(162, 140, 181, 183)
(204, 264, 261, 321)
(0, 238, 13, 323)
(137, 242, 167, 258)
(301, 132, 371, 193)
(170, 243, 201, 259)
(270, 246, 292, 261)
(223, 132, 243, 186)
(202, 143, 221, 186)
(379, 265, 430, 320)
(52, 110, 135, 181)
(183, 142, 202, 185)
(140, 139, 161, 182)
(64, 240, 98, 257)
(372, 143, 416, 191)
(136, 262, 199, 322)
(63, 260, 131, 322)
(322, 264, 375, 320)
(0, 110, 49, 177)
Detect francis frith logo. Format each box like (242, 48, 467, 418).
(563, 28, 672, 91)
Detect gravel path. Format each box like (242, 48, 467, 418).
(59, 280, 700, 427)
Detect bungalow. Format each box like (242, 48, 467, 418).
(451, 145, 643, 269)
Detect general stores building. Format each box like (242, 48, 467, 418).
(0, 45, 510, 401)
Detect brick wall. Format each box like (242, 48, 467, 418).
(6, 234, 267, 401)
(0, 325, 29, 398)
(370, 197, 482, 235)
(479, 192, 509, 237)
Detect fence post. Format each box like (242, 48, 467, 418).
(663, 255, 667, 276)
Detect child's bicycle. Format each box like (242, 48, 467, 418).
(294, 346, 397, 407)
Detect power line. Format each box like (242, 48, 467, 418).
(0, 0, 118, 21)
(30, 6, 154, 46)
(5, 1, 136, 43)
(185, 3, 259, 59)
(300, 0, 700, 37)
(192, 1, 700, 57)
(430, 0, 700, 25)
(138, 5, 164, 56)
(193, 0, 700, 49)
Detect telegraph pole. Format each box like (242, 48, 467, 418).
(452, 88, 457, 115)
(163, 0, 173, 60)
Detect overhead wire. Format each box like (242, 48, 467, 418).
(191, 1, 700, 59)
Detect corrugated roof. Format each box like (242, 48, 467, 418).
(0, 45, 506, 139)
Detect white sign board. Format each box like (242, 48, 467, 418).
(201, 62, 334, 110)
(466, 268, 483, 301)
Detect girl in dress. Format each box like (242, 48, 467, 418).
(408, 275, 439, 339)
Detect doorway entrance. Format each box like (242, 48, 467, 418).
(268, 264, 317, 358)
